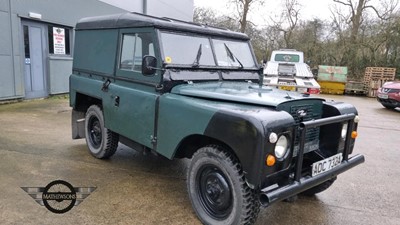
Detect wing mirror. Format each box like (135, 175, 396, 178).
(142, 55, 157, 76)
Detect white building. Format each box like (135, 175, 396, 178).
(100, 0, 193, 21)
(0, 0, 193, 100)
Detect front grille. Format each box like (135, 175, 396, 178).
(289, 104, 322, 156)
(277, 100, 323, 156)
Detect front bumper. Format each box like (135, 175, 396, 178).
(377, 95, 400, 107)
(260, 154, 364, 206)
(259, 113, 365, 206)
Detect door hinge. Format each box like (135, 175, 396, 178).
(150, 135, 157, 144)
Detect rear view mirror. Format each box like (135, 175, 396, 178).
(142, 55, 157, 76)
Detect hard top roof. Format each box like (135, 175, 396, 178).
(76, 12, 249, 40)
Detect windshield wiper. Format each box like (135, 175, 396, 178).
(224, 43, 243, 69)
(192, 44, 202, 67)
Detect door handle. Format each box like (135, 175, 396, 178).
(101, 79, 111, 92)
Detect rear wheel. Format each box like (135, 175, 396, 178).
(85, 105, 118, 159)
(187, 146, 260, 225)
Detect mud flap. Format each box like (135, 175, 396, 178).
(72, 109, 85, 139)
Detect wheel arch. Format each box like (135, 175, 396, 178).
(73, 92, 102, 112)
(71, 92, 103, 139)
(173, 110, 266, 189)
(173, 134, 236, 160)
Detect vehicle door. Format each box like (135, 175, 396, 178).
(103, 28, 161, 149)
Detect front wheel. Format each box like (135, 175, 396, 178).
(84, 105, 119, 159)
(187, 146, 260, 225)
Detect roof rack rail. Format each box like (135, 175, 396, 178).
(161, 16, 203, 27)
(130, 12, 171, 22)
(161, 16, 229, 31)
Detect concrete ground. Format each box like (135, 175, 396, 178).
(0, 95, 399, 225)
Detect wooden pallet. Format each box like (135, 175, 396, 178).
(369, 79, 391, 89)
(363, 67, 396, 97)
(365, 67, 396, 73)
(365, 78, 392, 97)
(367, 88, 378, 98)
(364, 67, 396, 80)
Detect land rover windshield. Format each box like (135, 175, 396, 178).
(160, 31, 257, 69)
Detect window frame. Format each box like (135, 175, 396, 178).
(212, 38, 257, 68)
(48, 24, 72, 56)
(158, 30, 258, 69)
(159, 31, 217, 67)
(116, 28, 161, 84)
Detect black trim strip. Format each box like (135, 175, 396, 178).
(73, 69, 160, 88)
(164, 65, 259, 72)
(152, 95, 161, 151)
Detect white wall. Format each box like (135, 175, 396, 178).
(99, 0, 194, 21)
(0, 0, 128, 100)
(99, 0, 143, 13)
(148, 0, 193, 21)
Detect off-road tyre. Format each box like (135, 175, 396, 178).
(187, 145, 260, 225)
(85, 105, 118, 159)
(301, 177, 337, 196)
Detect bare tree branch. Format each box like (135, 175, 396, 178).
(333, 0, 353, 8)
(230, 0, 265, 33)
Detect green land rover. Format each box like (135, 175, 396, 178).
(70, 13, 365, 225)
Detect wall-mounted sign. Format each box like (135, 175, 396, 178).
(53, 27, 65, 54)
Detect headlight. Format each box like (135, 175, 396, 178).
(274, 135, 289, 159)
(341, 123, 348, 139)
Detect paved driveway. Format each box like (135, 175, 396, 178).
(0, 95, 399, 225)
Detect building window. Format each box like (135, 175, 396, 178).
(48, 25, 71, 55)
(23, 25, 30, 58)
(119, 33, 154, 72)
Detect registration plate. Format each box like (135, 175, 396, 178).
(311, 153, 343, 177)
(378, 93, 388, 99)
(279, 86, 296, 91)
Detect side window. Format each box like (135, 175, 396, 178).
(119, 33, 154, 72)
(120, 35, 135, 70)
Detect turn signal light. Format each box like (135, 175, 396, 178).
(351, 131, 358, 139)
(266, 155, 276, 167)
